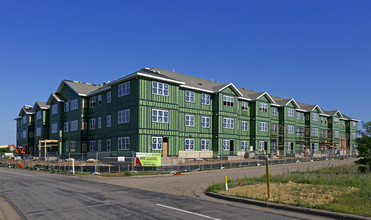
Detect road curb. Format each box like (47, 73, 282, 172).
(205, 192, 371, 220)
(0, 193, 26, 220)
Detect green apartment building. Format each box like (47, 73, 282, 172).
(15, 67, 359, 157)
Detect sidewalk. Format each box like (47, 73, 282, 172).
(0, 195, 22, 220)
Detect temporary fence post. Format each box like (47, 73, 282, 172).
(265, 156, 271, 200)
(198, 152, 201, 170)
(72, 159, 75, 175)
(95, 152, 98, 173)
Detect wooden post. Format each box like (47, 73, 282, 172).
(266, 156, 271, 200)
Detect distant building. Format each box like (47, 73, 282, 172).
(15, 67, 359, 157)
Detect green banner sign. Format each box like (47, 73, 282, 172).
(136, 153, 161, 167)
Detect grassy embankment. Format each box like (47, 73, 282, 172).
(207, 164, 371, 217)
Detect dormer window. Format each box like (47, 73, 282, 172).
(223, 95, 234, 107)
(259, 103, 268, 113)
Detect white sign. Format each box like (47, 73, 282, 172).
(118, 156, 125, 162)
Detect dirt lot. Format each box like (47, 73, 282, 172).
(220, 181, 359, 206)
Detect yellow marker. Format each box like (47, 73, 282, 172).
(225, 175, 229, 191)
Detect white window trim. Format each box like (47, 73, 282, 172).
(152, 81, 169, 96)
(201, 93, 210, 105)
(185, 115, 195, 127)
(118, 137, 130, 150)
(185, 138, 194, 151)
(223, 117, 234, 129)
(201, 139, 210, 151)
(152, 109, 169, 123)
(201, 116, 210, 128)
(152, 137, 163, 150)
(185, 90, 195, 103)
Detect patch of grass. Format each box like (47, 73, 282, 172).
(208, 164, 371, 217)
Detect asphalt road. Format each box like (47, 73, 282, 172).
(0, 158, 357, 220)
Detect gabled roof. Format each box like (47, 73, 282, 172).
(296, 102, 323, 113)
(17, 105, 34, 117)
(32, 101, 50, 112)
(322, 110, 343, 118)
(151, 67, 221, 92)
(212, 83, 243, 96)
(46, 93, 64, 105)
(271, 96, 300, 108)
(342, 114, 360, 122)
(56, 80, 104, 97)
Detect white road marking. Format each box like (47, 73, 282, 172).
(157, 203, 221, 220)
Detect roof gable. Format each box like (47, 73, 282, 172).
(46, 93, 64, 105)
(213, 83, 243, 97)
(32, 102, 49, 112)
(18, 105, 33, 116)
(256, 92, 275, 103)
(56, 80, 104, 97)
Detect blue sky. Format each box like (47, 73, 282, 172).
(0, 0, 370, 144)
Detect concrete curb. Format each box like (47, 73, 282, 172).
(205, 192, 371, 220)
(0, 193, 26, 220)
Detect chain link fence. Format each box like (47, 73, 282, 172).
(0, 149, 356, 174)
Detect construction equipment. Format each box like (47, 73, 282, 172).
(0, 144, 27, 154)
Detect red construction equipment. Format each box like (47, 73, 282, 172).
(8, 144, 26, 154)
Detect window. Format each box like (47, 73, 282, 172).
(312, 113, 318, 121)
(301, 113, 305, 120)
(36, 127, 41, 137)
(52, 123, 58, 134)
(313, 143, 318, 151)
(71, 99, 78, 110)
(107, 115, 111, 127)
(334, 131, 339, 138)
(64, 122, 69, 132)
(90, 97, 96, 108)
(223, 118, 234, 129)
(52, 104, 58, 114)
(185, 115, 195, 127)
(118, 81, 131, 97)
(296, 127, 302, 136)
(287, 108, 294, 117)
(341, 121, 345, 127)
(66, 142, 70, 152)
(241, 101, 249, 111)
(90, 141, 96, 151)
(64, 101, 69, 112)
(70, 120, 78, 131)
(22, 115, 27, 124)
(241, 121, 248, 131)
(312, 128, 318, 136)
(201, 116, 210, 128)
(118, 137, 130, 150)
(201, 139, 210, 150)
(223, 140, 230, 150)
(352, 133, 356, 139)
(271, 141, 277, 150)
(341, 132, 345, 139)
(152, 81, 169, 96)
(107, 139, 111, 151)
(287, 125, 294, 134)
(259, 103, 268, 113)
(272, 107, 278, 116)
(36, 111, 41, 120)
(352, 121, 356, 127)
(185, 90, 195, 103)
(259, 122, 268, 132)
(152, 109, 169, 123)
(107, 91, 111, 103)
(334, 118, 339, 124)
(22, 131, 27, 139)
(98, 95, 102, 105)
(258, 141, 265, 151)
(118, 109, 130, 124)
(241, 141, 248, 151)
(70, 141, 76, 152)
(202, 94, 210, 105)
(97, 140, 102, 151)
(223, 95, 234, 107)
(152, 137, 163, 150)
(272, 124, 277, 134)
(185, 139, 194, 150)
(296, 112, 301, 120)
(90, 118, 96, 130)
(98, 117, 102, 129)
